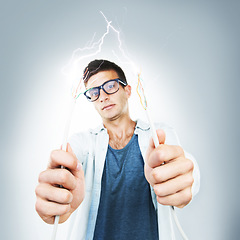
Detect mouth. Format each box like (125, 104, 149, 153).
(102, 104, 115, 111)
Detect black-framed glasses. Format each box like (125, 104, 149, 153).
(84, 78, 127, 102)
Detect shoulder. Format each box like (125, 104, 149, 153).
(68, 123, 108, 156)
(135, 119, 181, 146)
(68, 130, 91, 157)
(135, 119, 173, 131)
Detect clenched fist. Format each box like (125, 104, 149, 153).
(35, 143, 85, 224)
(144, 129, 194, 208)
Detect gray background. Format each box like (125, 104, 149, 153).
(1, 0, 239, 239)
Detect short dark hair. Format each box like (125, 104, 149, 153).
(83, 59, 128, 85)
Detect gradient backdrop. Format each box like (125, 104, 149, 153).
(1, 1, 239, 239)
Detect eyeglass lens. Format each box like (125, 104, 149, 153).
(85, 79, 120, 102)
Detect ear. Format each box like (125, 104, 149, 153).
(125, 85, 132, 98)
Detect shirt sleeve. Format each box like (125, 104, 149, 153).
(68, 131, 90, 166)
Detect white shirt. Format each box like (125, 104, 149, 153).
(67, 119, 200, 240)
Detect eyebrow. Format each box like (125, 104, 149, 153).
(86, 78, 119, 90)
(86, 77, 101, 90)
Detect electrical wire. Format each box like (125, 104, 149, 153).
(51, 69, 88, 240)
(51, 98, 76, 240)
(138, 73, 189, 240)
(171, 206, 189, 240)
(136, 73, 147, 110)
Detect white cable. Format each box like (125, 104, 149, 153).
(51, 215, 60, 240)
(51, 98, 76, 240)
(171, 206, 189, 240)
(145, 108, 189, 240)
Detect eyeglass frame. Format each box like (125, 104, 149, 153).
(84, 78, 127, 102)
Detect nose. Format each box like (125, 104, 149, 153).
(99, 88, 109, 102)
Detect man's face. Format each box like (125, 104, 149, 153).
(86, 70, 131, 122)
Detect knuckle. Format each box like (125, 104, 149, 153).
(72, 178, 77, 190)
(59, 170, 69, 185)
(188, 191, 193, 202)
(188, 175, 194, 186)
(184, 174, 194, 187)
(61, 191, 73, 203)
(177, 146, 184, 156)
(153, 185, 160, 196)
(38, 171, 45, 183)
(151, 168, 162, 182)
(71, 155, 78, 168)
(35, 184, 41, 196)
(35, 201, 39, 212)
(35, 199, 42, 214)
(157, 197, 167, 206)
(186, 159, 194, 171)
(177, 204, 185, 209)
(50, 150, 58, 161)
(151, 169, 158, 180)
(62, 204, 71, 214)
(156, 147, 165, 161)
(183, 190, 192, 203)
(154, 185, 165, 197)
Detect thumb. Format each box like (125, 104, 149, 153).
(66, 143, 74, 154)
(156, 129, 166, 145)
(145, 129, 166, 168)
(61, 143, 76, 158)
(149, 129, 166, 148)
(66, 143, 83, 176)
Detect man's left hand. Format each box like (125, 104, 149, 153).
(144, 129, 194, 208)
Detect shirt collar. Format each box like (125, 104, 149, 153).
(134, 119, 150, 134)
(89, 119, 150, 135)
(89, 123, 106, 134)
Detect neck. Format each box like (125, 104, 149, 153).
(103, 115, 136, 149)
(103, 114, 135, 137)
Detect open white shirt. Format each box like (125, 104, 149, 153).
(67, 119, 200, 240)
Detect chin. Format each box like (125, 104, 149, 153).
(102, 112, 121, 122)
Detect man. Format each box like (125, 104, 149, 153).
(35, 59, 200, 239)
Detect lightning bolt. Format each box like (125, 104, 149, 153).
(99, 12, 147, 109)
(61, 11, 145, 103)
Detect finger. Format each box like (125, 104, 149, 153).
(36, 183, 73, 204)
(65, 143, 84, 180)
(35, 197, 71, 223)
(150, 157, 193, 183)
(154, 129, 166, 145)
(156, 187, 192, 208)
(148, 129, 166, 149)
(153, 172, 194, 197)
(147, 144, 185, 169)
(49, 147, 78, 171)
(39, 169, 77, 190)
(60, 143, 75, 152)
(146, 129, 165, 162)
(66, 143, 74, 154)
(145, 130, 165, 169)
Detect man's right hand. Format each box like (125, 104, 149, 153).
(35, 143, 85, 224)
